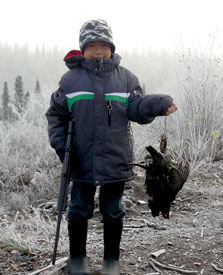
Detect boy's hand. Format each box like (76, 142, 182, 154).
(166, 102, 177, 116)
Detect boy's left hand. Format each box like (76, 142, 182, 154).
(166, 102, 177, 116)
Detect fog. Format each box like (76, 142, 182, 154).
(1, 0, 223, 52)
(0, 0, 223, 93)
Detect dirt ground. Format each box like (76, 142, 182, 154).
(0, 161, 223, 275)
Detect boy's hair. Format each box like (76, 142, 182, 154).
(79, 19, 115, 54)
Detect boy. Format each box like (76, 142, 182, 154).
(46, 19, 177, 275)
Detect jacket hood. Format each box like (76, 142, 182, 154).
(63, 50, 121, 72)
(63, 50, 84, 69)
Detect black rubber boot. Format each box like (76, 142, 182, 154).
(68, 219, 91, 275)
(101, 222, 123, 275)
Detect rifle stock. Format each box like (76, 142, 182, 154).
(52, 120, 73, 265)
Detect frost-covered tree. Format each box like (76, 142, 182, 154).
(1, 82, 12, 121)
(14, 75, 24, 113)
(34, 78, 41, 95)
(24, 91, 30, 108)
(3, 82, 9, 108)
(14, 75, 29, 113)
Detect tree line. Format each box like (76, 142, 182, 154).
(0, 76, 41, 121)
(0, 43, 66, 93)
(0, 43, 177, 95)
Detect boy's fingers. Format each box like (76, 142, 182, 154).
(166, 103, 177, 116)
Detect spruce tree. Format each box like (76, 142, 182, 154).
(14, 75, 29, 113)
(14, 75, 25, 113)
(2, 82, 12, 121)
(24, 91, 30, 107)
(3, 82, 9, 109)
(34, 78, 41, 95)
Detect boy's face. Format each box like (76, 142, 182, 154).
(84, 41, 112, 59)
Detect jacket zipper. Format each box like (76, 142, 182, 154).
(94, 59, 103, 74)
(107, 99, 113, 126)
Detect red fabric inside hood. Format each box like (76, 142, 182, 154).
(63, 50, 84, 61)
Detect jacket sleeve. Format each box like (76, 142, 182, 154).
(45, 86, 71, 151)
(126, 70, 173, 124)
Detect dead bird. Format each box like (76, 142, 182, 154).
(132, 145, 190, 219)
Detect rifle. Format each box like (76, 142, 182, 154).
(52, 120, 73, 265)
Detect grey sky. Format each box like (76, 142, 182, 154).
(0, 0, 223, 53)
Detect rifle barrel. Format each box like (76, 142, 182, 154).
(52, 120, 73, 265)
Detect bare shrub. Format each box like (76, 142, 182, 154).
(132, 35, 223, 175)
(173, 37, 223, 171)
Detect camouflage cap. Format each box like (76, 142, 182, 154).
(79, 19, 115, 54)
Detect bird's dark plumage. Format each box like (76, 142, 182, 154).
(132, 145, 189, 219)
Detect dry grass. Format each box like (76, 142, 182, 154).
(0, 92, 60, 210)
(0, 206, 68, 254)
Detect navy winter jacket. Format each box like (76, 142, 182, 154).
(46, 51, 173, 185)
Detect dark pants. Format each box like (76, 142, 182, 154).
(68, 182, 125, 223)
